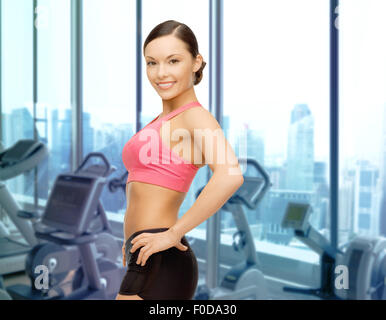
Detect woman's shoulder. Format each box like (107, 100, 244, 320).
(182, 105, 222, 133)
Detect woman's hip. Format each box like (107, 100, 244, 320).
(120, 227, 198, 299)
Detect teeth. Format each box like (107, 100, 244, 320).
(158, 82, 175, 87)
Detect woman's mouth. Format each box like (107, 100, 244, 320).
(157, 82, 176, 90)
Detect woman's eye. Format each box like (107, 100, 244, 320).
(147, 59, 178, 66)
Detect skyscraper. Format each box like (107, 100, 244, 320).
(286, 104, 314, 191)
(354, 161, 380, 236)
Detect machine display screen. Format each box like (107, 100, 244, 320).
(282, 202, 311, 230)
(286, 205, 306, 222)
(43, 175, 93, 227)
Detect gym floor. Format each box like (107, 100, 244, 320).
(3, 269, 78, 297)
(1, 232, 318, 300)
(3, 268, 319, 300)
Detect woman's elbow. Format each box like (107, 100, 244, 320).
(226, 166, 244, 186)
(231, 165, 244, 186)
(235, 174, 244, 186)
(227, 171, 244, 186)
(213, 164, 244, 185)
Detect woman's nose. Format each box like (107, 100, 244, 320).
(157, 63, 169, 78)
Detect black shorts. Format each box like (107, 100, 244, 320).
(118, 227, 199, 300)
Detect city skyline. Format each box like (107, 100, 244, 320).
(3, 100, 385, 240)
(2, 0, 385, 245)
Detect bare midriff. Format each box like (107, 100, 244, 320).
(123, 181, 187, 243)
(123, 112, 207, 243)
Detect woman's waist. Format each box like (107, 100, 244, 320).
(124, 207, 178, 240)
(125, 207, 179, 220)
(126, 199, 181, 215)
(126, 189, 184, 214)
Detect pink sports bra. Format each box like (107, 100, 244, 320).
(122, 101, 203, 192)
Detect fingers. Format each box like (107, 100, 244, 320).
(179, 242, 189, 251)
(130, 233, 147, 245)
(127, 238, 148, 266)
(129, 233, 162, 266)
(130, 237, 147, 254)
(175, 242, 188, 251)
(136, 246, 153, 266)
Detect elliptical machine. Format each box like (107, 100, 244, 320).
(6, 152, 125, 300)
(0, 140, 121, 295)
(0, 140, 48, 271)
(194, 158, 272, 300)
(281, 202, 386, 300)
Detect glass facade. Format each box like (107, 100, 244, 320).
(223, 0, 329, 270)
(1, 0, 385, 298)
(340, 0, 386, 240)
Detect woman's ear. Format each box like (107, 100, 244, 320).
(194, 54, 203, 72)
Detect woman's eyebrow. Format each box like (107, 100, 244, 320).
(146, 54, 182, 60)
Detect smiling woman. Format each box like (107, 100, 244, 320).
(116, 19, 244, 300)
(143, 24, 207, 101)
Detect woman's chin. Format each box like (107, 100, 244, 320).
(158, 91, 179, 100)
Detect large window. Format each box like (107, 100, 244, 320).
(2, 0, 385, 297)
(1, 0, 35, 198)
(1, 0, 209, 224)
(1, 0, 71, 205)
(339, 0, 386, 242)
(224, 0, 330, 285)
(36, 0, 71, 203)
(83, 0, 135, 214)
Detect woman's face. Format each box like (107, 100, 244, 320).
(144, 35, 201, 99)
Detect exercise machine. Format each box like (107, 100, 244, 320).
(281, 202, 386, 300)
(194, 158, 272, 300)
(0, 140, 121, 299)
(0, 140, 48, 279)
(6, 152, 125, 300)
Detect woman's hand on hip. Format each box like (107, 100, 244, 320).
(129, 229, 188, 266)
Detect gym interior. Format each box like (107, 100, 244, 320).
(1, 0, 386, 300)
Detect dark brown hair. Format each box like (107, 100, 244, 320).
(143, 20, 206, 85)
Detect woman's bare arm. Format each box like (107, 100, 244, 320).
(170, 107, 244, 239)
